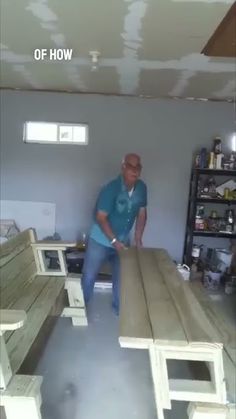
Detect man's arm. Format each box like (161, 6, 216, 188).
(96, 211, 125, 250)
(134, 207, 147, 247)
(96, 211, 116, 242)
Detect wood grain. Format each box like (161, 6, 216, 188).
(119, 247, 152, 348)
(6, 276, 64, 374)
(137, 249, 188, 345)
(0, 230, 33, 268)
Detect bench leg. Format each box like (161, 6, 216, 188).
(4, 396, 42, 419)
(62, 275, 88, 326)
(149, 344, 168, 419)
(0, 335, 12, 390)
(1, 375, 43, 419)
(187, 402, 229, 419)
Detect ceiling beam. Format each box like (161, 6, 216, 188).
(202, 2, 236, 58)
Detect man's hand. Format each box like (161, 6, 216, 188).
(113, 240, 126, 251)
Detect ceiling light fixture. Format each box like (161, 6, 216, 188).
(89, 51, 100, 71)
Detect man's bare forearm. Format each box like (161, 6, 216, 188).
(98, 217, 115, 241)
(135, 210, 147, 243)
(96, 211, 117, 242)
(96, 212, 125, 250)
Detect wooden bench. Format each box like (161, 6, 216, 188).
(119, 248, 236, 419)
(0, 229, 87, 419)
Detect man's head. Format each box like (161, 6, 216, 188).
(121, 153, 142, 188)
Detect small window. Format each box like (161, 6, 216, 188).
(24, 122, 88, 144)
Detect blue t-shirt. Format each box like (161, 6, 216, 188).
(90, 175, 147, 247)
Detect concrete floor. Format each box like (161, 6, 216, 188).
(36, 289, 189, 419)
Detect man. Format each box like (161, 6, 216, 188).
(82, 153, 147, 314)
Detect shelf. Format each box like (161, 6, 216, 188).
(193, 231, 236, 238)
(196, 198, 236, 204)
(195, 168, 236, 176)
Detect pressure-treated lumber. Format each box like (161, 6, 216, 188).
(0, 229, 34, 268)
(0, 310, 27, 390)
(31, 240, 76, 249)
(0, 229, 84, 419)
(0, 375, 43, 419)
(0, 310, 27, 332)
(62, 275, 88, 326)
(190, 281, 236, 404)
(154, 249, 221, 345)
(137, 249, 188, 346)
(119, 247, 152, 349)
(6, 276, 64, 375)
(119, 248, 235, 419)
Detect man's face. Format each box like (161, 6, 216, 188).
(122, 155, 142, 186)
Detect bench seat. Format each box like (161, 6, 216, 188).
(119, 247, 236, 419)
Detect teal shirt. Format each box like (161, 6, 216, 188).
(90, 175, 147, 247)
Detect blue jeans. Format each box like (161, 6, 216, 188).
(82, 238, 120, 313)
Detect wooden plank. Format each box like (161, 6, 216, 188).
(169, 379, 217, 403)
(4, 275, 61, 342)
(1, 375, 43, 419)
(188, 402, 228, 419)
(0, 335, 12, 390)
(32, 240, 76, 249)
(137, 249, 188, 346)
(190, 282, 236, 365)
(0, 246, 35, 291)
(61, 307, 88, 326)
(0, 310, 26, 331)
(201, 2, 236, 58)
(0, 229, 33, 268)
(149, 344, 165, 419)
(119, 247, 153, 348)
(1, 374, 42, 400)
(1, 260, 37, 309)
(154, 249, 221, 345)
(65, 276, 87, 326)
(18, 289, 65, 375)
(65, 276, 85, 308)
(223, 352, 236, 404)
(6, 276, 64, 374)
(189, 282, 235, 403)
(58, 250, 67, 275)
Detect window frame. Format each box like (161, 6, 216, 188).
(23, 121, 89, 145)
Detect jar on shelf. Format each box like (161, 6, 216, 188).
(213, 137, 222, 154)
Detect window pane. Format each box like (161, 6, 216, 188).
(59, 125, 73, 142)
(73, 126, 87, 143)
(26, 122, 57, 142)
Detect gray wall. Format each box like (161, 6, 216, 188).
(0, 90, 234, 261)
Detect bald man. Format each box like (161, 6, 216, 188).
(82, 153, 147, 315)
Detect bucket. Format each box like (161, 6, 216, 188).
(177, 264, 190, 281)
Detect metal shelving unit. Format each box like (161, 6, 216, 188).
(183, 168, 236, 265)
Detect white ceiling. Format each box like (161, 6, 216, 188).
(0, 0, 235, 100)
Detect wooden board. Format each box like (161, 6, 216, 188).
(0, 229, 34, 268)
(0, 246, 36, 291)
(202, 3, 236, 58)
(6, 276, 64, 374)
(3, 276, 52, 342)
(1, 260, 37, 310)
(119, 247, 153, 348)
(0, 310, 26, 331)
(190, 282, 236, 403)
(19, 289, 66, 375)
(154, 249, 221, 345)
(189, 282, 236, 364)
(137, 249, 188, 346)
